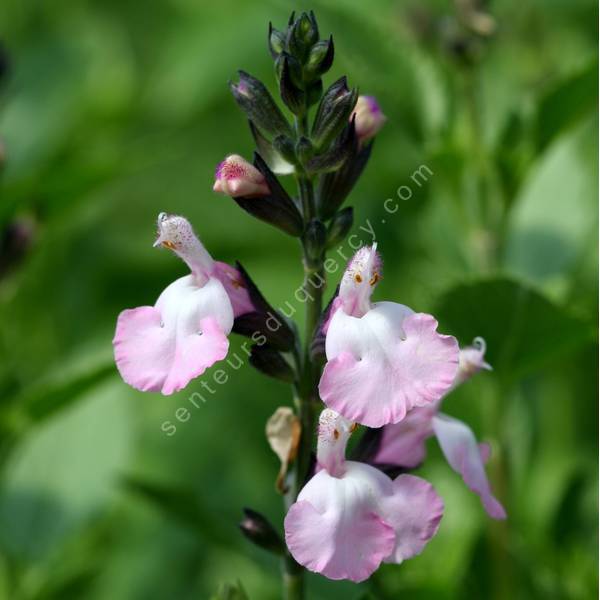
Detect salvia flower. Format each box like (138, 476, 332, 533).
(351, 95, 386, 143)
(319, 245, 459, 428)
(213, 154, 270, 198)
(374, 338, 506, 520)
(284, 409, 444, 582)
(113, 213, 253, 395)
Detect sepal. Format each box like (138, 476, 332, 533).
(249, 344, 296, 383)
(230, 71, 292, 138)
(278, 54, 305, 115)
(233, 153, 303, 237)
(268, 22, 285, 59)
(305, 118, 358, 174)
(309, 285, 339, 362)
(318, 140, 373, 219)
(232, 261, 296, 352)
(312, 77, 358, 149)
(287, 12, 319, 62)
(248, 121, 295, 175)
(326, 206, 354, 247)
(306, 36, 334, 78)
(239, 507, 285, 555)
(303, 218, 326, 267)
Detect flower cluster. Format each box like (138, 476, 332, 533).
(112, 10, 505, 592)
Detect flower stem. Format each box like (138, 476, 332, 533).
(281, 168, 324, 600)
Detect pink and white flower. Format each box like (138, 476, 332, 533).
(318, 245, 459, 428)
(284, 409, 444, 583)
(351, 95, 386, 143)
(213, 154, 270, 198)
(113, 213, 253, 395)
(374, 338, 506, 520)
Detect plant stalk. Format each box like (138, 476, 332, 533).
(281, 165, 324, 599)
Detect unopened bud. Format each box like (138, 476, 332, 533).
(287, 12, 319, 62)
(306, 117, 358, 174)
(278, 55, 305, 115)
(326, 207, 354, 248)
(295, 136, 313, 164)
(239, 507, 285, 555)
(272, 135, 296, 164)
(312, 77, 357, 149)
(303, 219, 327, 266)
(268, 22, 286, 59)
(213, 154, 270, 198)
(306, 36, 334, 78)
(230, 71, 292, 138)
(352, 95, 386, 143)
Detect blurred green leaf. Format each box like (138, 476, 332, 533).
(535, 59, 598, 152)
(121, 475, 236, 548)
(503, 117, 598, 290)
(11, 359, 115, 427)
(0, 380, 132, 561)
(435, 277, 593, 381)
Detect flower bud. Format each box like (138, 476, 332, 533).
(306, 78, 323, 108)
(268, 22, 286, 59)
(312, 77, 358, 149)
(249, 122, 295, 175)
(239, 507, 285, 555)
(230, 71, 292, 138)
(326, 207, 353, 248)
(213, 154, 270, 198)
(278, 55, 305, 115)
(231, 154, 304, 237)
(287, 11, 319, 62)
(306, 36, 334, 78)
(317, 139, 373, 219)
(295, 136, 313, 164)
(272, 135, 296, 164)
(303, 218, 327, 266)
(306, 117, 358, 174)
(352, 95, 386, 143)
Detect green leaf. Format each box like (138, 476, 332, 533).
(0, 379, 132, 561)
(503, 117, 598, 289)
(535, 59, 598, 152)
(121, 476, 236, 548)
(434, 278, 593, 381)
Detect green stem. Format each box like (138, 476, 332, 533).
(281, 167, 324, 600)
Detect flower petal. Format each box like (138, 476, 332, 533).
(284, 465, 395, 583)
(374, 406, 435, 468)
(378, 474, 444, 563)
(432, 413, 507, 520)
(113, 275, 233, 395)
(320, 302, 459, 427)
(316, 409, 355, 477)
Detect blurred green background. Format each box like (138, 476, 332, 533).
(0, 0, 597, 598)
